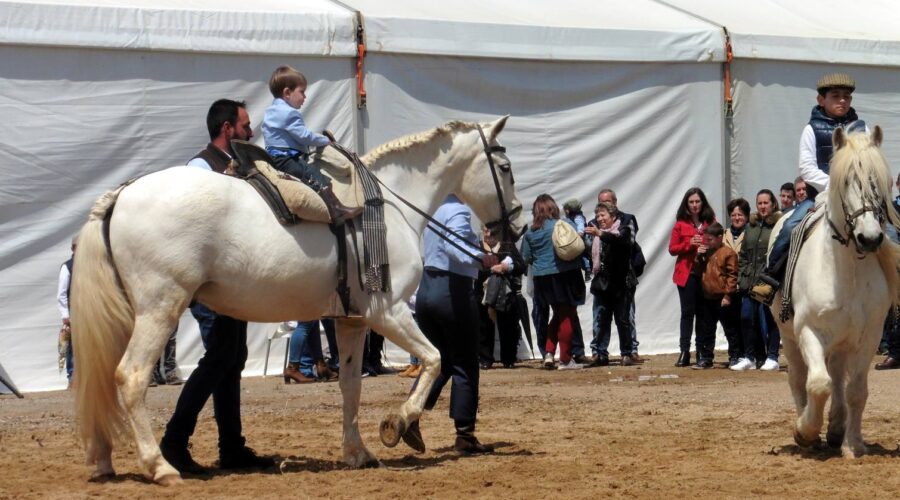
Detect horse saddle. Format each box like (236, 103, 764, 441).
(780, 200, 826, 320)
(228, 140, 363, 226)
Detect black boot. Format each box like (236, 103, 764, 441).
(318, 185, 363, 226)
(159, 438, 208, 475)
(675, 351, 691, 367)
(219, 446, 276, 470)
(454, 422, 494, 455)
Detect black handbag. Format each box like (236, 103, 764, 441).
(483, 275, 512, 312)
(590, 269, 609, 295)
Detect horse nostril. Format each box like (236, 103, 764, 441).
(858, 232, 884, 250)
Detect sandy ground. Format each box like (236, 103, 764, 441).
(2, 353, 900, 499)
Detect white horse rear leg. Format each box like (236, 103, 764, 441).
(367, 305, 440, 452)
(824, 352, 848, 449)
(335, 319, 379, 468)
(842, 350, 872, 458)
(781, 335, 808, 414)
(795, 327, 831, 447)
(116, 315, 182, 485)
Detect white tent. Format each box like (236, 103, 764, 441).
(2, 0, 897, 392)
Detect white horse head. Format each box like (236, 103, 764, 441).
(828, 126, 896, 253)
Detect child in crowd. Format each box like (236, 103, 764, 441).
(694, 223, 738, 369)
(563, 199, 591, 281)
(262, 65, 361, 225)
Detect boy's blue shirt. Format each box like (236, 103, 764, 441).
(262, 98, 330, 156)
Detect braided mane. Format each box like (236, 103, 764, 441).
(363, 120, 476, 165)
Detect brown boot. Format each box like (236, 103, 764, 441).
(318, 186, 363, 226)
(314, 359, 339, 382)
(283, 362, 315, 384)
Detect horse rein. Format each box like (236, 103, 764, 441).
(324, 127, 516, 261)
(827, 178, 886, 254)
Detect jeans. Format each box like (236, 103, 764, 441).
(720, 293, 744, 361)
(768, 199, 814, 273)
(676, 274, 703, 353)
(65, 339, 74, 380)
(591, 291, 633, 357)
(271, 154, 331, 190)
(289, 320, 337, 378)
(740, 296, 780, 362)
(190, 302, 218, 349)
(628, 288, 639, 352)
(531, 292, 549, 357)
(478, 303, 521, 366)
(695, 297, 720, 362)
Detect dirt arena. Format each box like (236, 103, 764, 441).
(2, 354, 899, 499)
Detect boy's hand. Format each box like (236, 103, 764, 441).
(721, 295, 731, 307)
(322, 130, 336, 143)
(696, 244, 708, 255)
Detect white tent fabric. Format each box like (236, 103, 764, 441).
(2, 0, 898, 393)
(342, 0, 724, 62)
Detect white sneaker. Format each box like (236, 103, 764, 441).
(760, 358, 780, 371)
(557, 359, 583, 370)
(543, 353, 555, 368)
(729, 358, 756, 371)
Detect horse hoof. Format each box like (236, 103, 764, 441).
(156, 473, 183, 487)
(88, 471, 115, 483)
(401, 419, 426, 453)
(379, 413, 406, 448)
(793, 428, 820, 448)
(825, 431, 844, 449)
(361, 458, 381, 469)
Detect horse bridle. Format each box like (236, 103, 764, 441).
(827, 177, 886, 254)
(324, 125, 519, 259)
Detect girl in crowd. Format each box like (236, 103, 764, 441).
(668, 187, 716, 367)
(732, 190, 782, 371)
(722, 198, 750, 367)
(521, 194, 586, 370)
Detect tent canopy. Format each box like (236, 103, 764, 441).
(0, 0, 358, 55)
(343, 0, 725, 62)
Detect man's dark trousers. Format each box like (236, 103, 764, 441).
(162, 314, 248, 452)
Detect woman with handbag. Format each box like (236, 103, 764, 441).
(587, 202, 637, 366)
(668, 187, 717, 367)
(520, 194, 586, 370)
(477, 227, 526, 369)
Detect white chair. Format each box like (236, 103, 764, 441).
(263, 321, 295, 377)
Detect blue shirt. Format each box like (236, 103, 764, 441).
(423, 195, 484, 279)
(262, 98, 330, 157)
(521, 218, 580, 276)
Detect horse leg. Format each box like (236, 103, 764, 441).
(824, 351, 848, 449)
(116, 314, 182, 485)
(841, 350, 872, 458)
(781, 335, 808, 414)
(335, 319, 379, 468)
(794, 327, 830, 447)
(368, 304, 440, 453)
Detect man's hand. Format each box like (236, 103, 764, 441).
(721, 295, 731, 307)
(482, 254, 499, 269)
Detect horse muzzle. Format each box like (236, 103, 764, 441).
(854, 231, 884, 253)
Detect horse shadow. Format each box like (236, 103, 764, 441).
(772, 442, 900, 461)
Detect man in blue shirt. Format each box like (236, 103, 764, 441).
(416, 195, 499, 454)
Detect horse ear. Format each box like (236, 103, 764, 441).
(833, 127, 847, 150)
(872, 125, 883, 147)
(489, 115, 510, 141)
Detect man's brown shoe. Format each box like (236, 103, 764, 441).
(875, 356, 900, 370)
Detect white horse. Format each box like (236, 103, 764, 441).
(70, 117, 527, 485)
(770, 126, 900, 458)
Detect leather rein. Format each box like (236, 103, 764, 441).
(826, 176, 887, 255)
(326, 125, 519, 261)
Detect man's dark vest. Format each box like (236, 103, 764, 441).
(190, 143, 233, 173)
(64, 257, 73, 300)
(808, 105, 866, 174)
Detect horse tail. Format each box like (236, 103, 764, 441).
(71, 187, 134, 464)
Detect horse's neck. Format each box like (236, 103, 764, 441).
(368, 144, 470, 234)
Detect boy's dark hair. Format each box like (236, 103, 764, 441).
(675, 187, 716, 223)
(726, 198, 750, 218)
(704, 222, 725, 237)
(206, 99, 246, 140)
(269, 65, 307, 98)
(780, 182, 795, 196)
(816, 73, 855, 97)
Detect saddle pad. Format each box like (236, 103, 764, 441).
(781, 203, 825, 321)
(311, 148, 365, 210)
(252, 161, 331, 223)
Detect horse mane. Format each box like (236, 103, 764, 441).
(362, 120, 478, 165)
(829, 130, 900, 306)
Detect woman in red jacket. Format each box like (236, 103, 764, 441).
(668, 187, 716, 367)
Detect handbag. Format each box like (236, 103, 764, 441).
(590, 269, 609, 295)
(552, 219, 585, 261)
(482, 275, 512, 312)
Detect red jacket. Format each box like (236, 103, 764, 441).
(668, 219, 709, 287)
